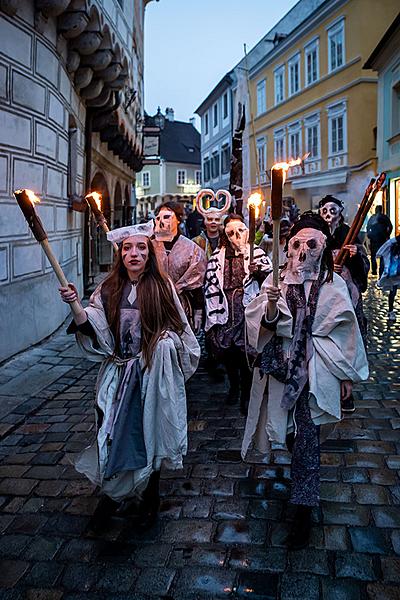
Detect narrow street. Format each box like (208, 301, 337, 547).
(0, 280, 399, 600)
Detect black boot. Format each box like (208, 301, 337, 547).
(287, 505, 312, 550)
(131, 471, 161, 532)
(86, 495, 120, 535)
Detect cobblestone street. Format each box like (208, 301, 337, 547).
(0, 279, 399, 600)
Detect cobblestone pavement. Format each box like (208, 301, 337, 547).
(0, 279, 399, 600)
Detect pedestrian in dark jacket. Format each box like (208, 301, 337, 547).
(367, 206, 393, 275)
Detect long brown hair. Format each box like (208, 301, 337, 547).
(101, 238, 184, 368)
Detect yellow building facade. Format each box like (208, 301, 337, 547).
(247, 0, 399, 220)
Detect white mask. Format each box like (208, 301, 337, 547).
(319, 201, 342, 233)
(225, 220, 248, 255)
(285, 228, 326, 284)
(154, 208, 178, 242)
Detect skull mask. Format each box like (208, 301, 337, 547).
(205, 210, 222, 235)
(154, 208, 178, 242)
(319, 201, 342, 233)
(225, 220, 248, 255)
(285, 228, 326, 284)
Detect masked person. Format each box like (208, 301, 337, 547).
(191, 188, 231, 259)
(242, 212, 368, 549)
(319, 195, 369, 412)
(204, 214, 272, 416)
(59, 222, 200, 533)
(153, 201, 207, 333)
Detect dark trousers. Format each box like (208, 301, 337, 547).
(370, 241, 384, 275)
(221, 346, 252, 404)
(389, 287, 398, 312)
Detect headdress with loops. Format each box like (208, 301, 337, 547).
(196, 189, 231, 218)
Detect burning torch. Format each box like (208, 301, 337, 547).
(14, 189, 82, 317)
(247, 192, 263, 264)
(84, 191, 118, 253)
(270, 156, 307, 286)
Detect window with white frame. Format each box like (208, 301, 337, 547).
(223, 92, 229, 120)
(211, 152, 220, 178)
(274, 66, 285, 105)
(256, 79, 267, 115)
(304, 113, 320, 158)
(221, 144, 230, 174)
(195, 170, 202, 185)
(327, 101, 347, 155)
(256, 137, 267, 183)
(213, 103, 218, 129)
(328, 19, 345, 72)
(304, 38, 319, 86)
(204, 112, 209, 136)
(393, 81, 400, 136)
(177, 169, 186, 185)
(288, 122, 302, 159)
(288, 53, 300, 97)
(274, 129, 286, 162)
(142, 171, 151, 188)
(203, 158, 210, 182)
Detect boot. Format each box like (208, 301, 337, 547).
(286, 505, 312, 550)
(86, 495, 120, 535)
(131, 471, 160, 532)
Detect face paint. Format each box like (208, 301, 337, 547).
(319, 201, 342, 233)
(285, 228, 326, 284)
(121, 235, 149, 279)
(154, 208, 178, 242)
(205, 211, 222, 236)
(225, 220, 249, 254)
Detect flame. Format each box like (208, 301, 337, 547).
(15, 189, 41, 205)
(247, 192, 263, 219)
(271, 153, 310, 183)
(85, 191, 102, 211)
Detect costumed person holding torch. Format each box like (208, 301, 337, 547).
(58, 221, 200, 533)
(241, 210, 369, 549)
(204, 196, 272, 416)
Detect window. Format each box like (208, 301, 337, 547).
(274, 129, 286, 162)
(177, 169, 186, 185)
(221, 144, 230, 174)
(288, 54, 300, 97)
(304, 113, 320, 158)
(288, 126, 301, 160)
(305, 38, 319, 86)
(204, 112, 209, 136)
(203, 158, 210, 181)
(393, 82, 400, 135)
(328, 19, 345, 72)
(142, 171, 151, 188)
(256, 79, 267, 115)
(256, 137, 267, 183)
(274, 66, 285, 105)
(67, 115, 78, 199)
(327, 101, 347, 155)
(211, 152, 220, 178)
(223, 92, 228, 120)
(213, 103, 218, 128)
(195, 170, 202, 185)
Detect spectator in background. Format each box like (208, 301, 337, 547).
(367, 206, 393, 275)
(186, 206, 204, 238)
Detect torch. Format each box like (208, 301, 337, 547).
(85, 192, 118, 252)
(14, 189, 82, 318)
(247, 192, 263, 263)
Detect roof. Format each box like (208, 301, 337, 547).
(195, 72, 234, 115)
(364, 12, 400, 69)
(158, 119, 201, 164)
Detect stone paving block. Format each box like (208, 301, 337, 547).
(0, 559, 30, 588)
(369, 469, 398, 485)
(380, 557, 400, 583)
(335, 552, 377, 580)
(172, 568, 236, 600)
(96, 564, 139, 592)
(191, 464, 219, 479)
(0, 364, 72, 397)
(23, 561, 64, 587)
(214, 520, 267, 545)
(229, 547, 287, 573)
(248, 499, 282, 521)
(280, 573, 320, 600)
(321, 578, 361, 600)
(354, 484, 391, 505)
(235, 571, 279, 599)
(57, 538, 103, 563)
(21, 535, 63, 561)
(322, 503, 370, 526)
(0, 534, 31, 558)
(366, 583, 400, 600)
(65, 497, 99, 516)
(320, 482, 352, 502)
(9, 514, 47, 535)
(386, 456, 400, 469)
(203, 478, 235, 497)
(182, 497, 213, 519)
(323, 526, 349, 551)
(162, 479, 202, 497)
(373, 507, 400, 528)
(25, 588, 64, 600)
(218, 463, 251, 478)
(356, 440, 396, 454)
(61, 563, 99, 591)
(34, 480, 68, 497)
(349, 527, 392, 555)
(288, 548, 330, 575)
(342, 468, 369, 484)
(168, 545, 226, 569)
(0, 465, 29, 478)
(212, 499, 248, 520)
(134, 567, 175, 596)
(161, 520, 213, 543)
(133, 543, 171, 567)
(345, 453, 384, 468)
(0, 515, 13, 534)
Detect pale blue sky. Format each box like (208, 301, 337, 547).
(144, 0, 299, 124)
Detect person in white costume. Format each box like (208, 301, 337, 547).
(242, 212, 368, 549)
(59, 221, 200, 533)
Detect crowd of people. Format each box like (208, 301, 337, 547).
(58, 189, 397, 550)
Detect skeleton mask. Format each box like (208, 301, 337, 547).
(285, 228, 326, 284)
(319, 202, 342, 233)
(154, 208, 178, 242)
(205, 210, 222, 235)
(225, 220, 248, 255)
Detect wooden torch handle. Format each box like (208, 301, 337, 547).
(272, 220, 280, 287)
(40, 239, 82, 318)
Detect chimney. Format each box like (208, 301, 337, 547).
(189, 117, 196, 127)
(165, 107, 174, 122)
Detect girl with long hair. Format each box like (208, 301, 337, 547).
(59, 223, 200, 532)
